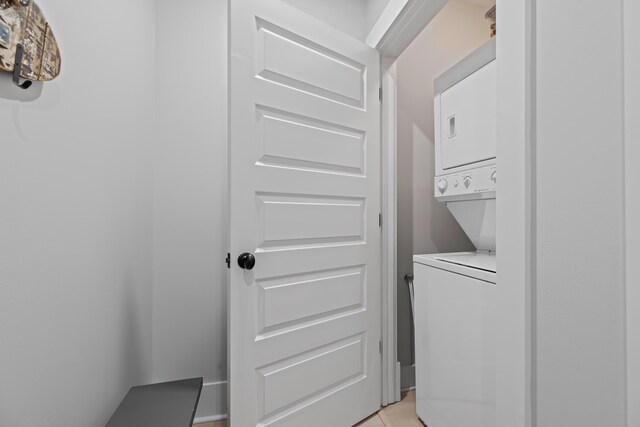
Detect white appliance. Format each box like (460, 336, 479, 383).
(415, 38, 497, 427)
(414, 253, 496, 427)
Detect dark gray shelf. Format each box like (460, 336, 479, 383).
(106, 377, 203, 427)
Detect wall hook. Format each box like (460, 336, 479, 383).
(13, 44, 32, 89)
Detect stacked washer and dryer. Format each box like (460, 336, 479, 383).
(413, 39, 497, 427)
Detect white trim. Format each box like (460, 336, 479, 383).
(400, 364, 415, 391)
(375, 0, 447, 57)
(495, 1, 534, 426)
(624, 0, 640, 424)
(381, 57, 399, 407)
(194, 414, 228, 423)
(395, 362, 402, 402)
(366, 0, 409, 49)
(525, 1, 536, 424)
(193, 380, 227, 424)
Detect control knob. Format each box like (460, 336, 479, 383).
(437, 179, 448, 194)
(463, 176, 472, 188)
(491, 171, 497, 184)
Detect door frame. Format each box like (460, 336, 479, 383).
(373, 1, 535, 426)
(625, 0, 640, 424)
(380, 56, 400, 406)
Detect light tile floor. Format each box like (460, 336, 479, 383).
(356, 391, 424, 427)
(194, 421, 226, 427)
(195, 391, 424, 427)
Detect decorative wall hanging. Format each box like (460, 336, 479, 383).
(485, 5, 496, 38)
(0, 0, 61, 89)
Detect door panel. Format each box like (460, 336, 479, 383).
(256, 18, 366, 108)
(229, 1, 381, 426)
(256, 193, 365, 247)
(257, 265, 365, 335)
(257, 106, 366, 175)
(258, 335, 365, 417)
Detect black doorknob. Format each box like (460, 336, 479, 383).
(237, 253, 256, 270)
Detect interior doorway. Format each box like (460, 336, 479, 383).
(391, 1, 492, 391)
(378, 1, 533, 426)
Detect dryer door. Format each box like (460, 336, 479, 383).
(439, 60, 497, 170)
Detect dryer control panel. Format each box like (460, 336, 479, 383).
(435, 165, 496, 201)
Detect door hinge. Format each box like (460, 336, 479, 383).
(379, 340, 383, 355)
(225, 253, 230, 269)
(379, 213, 383, 227)
(379, 86, 383, 101)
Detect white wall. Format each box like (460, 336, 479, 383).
(394, 1, 488, 386)
(0, 0, 156, 425)
(0, 1, 230, 424)
(280, 0, 368, 41)
(366, 0, 391, 33)
(153, 0, 228, 421)
(535, 0, 626, 425)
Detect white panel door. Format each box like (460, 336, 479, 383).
(228, 1, 382, 427)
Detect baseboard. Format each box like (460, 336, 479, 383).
(395, 362, 402, 402)
(192, 371, 412, 422)
(400, 364, 415, 391)
(193, 380, 227, 423)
